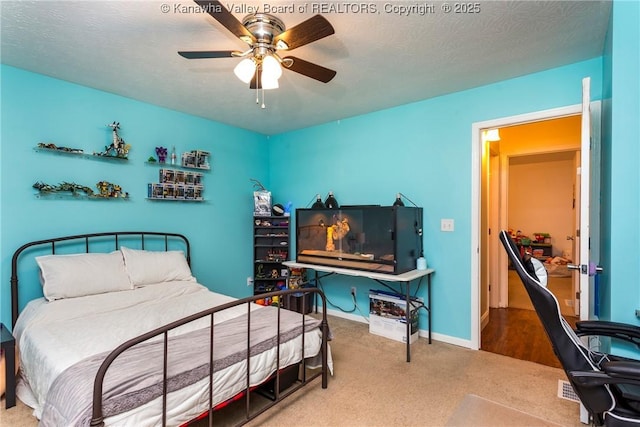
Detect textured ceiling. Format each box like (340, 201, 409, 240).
(1, 1, 611, 135)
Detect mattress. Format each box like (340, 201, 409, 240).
(14, 280, 327, 426)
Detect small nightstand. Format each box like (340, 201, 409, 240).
(0, 323, 16, 408)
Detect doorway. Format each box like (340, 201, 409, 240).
(481, 122, 581, 367)
(470, 103, 585, 355)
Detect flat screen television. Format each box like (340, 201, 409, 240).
(295, 205, 423, 274)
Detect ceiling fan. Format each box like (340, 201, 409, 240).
(178, 0, 337, 90)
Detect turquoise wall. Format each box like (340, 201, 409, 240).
(4, 17, 638, 344)
(602, 0, 640, 332)
(600, 0, 613, 321)
(0, 65, 269, 327)
(269, 58, 604, 341)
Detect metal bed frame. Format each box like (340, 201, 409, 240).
(9, 231, 329, 426)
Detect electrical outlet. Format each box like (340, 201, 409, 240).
(441, 218, 455, 232)
(350, 286, 356, 298)
(247, 277, 253, 287)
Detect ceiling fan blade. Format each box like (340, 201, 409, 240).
(193, 0, 256, 44)
(283, 57, 336, 83)
(178, 50, 236, 59)
(274, 15, 334, 51)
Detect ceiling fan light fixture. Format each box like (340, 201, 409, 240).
(262, 54, 282, 80)
(234, 58, 256, 83)
(261, 74, 279, 90)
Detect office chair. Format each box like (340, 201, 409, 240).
(499, 230, 640, 426)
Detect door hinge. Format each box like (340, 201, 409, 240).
(576, 291, 581, 300)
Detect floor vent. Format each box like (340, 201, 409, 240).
(558, 380, 580, 402)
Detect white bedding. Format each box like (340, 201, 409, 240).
(15, 280, 329, 426)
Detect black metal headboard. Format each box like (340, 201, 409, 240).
(10, 231, 190, 328)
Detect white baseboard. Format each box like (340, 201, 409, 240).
(322, 307, 474, 350)
(322, 307, 369, 324)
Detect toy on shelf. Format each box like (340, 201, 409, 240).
(33, 181, 128, 199)
(95, 122, 131, 159)
(181, 150, 210, 170)
(36, 142, 84, 154)
(155, 146, 168, 163)
(95, 181, 128, 198)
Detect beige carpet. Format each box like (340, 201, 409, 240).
(445, 394, 563, 426)
(0, 315, 582, 427)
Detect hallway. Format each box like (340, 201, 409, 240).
(481, 271, 578, 368)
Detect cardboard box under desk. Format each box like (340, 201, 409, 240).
(369, 290, 419, 344)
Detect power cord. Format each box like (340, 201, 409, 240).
(352, 290, 370, 323)
(316, 277, 357, 314)
(315, 278, 371, 323)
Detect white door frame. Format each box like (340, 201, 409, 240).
(470, 104, 584, 350)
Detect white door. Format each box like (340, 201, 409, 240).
(571, 77, 602, 321)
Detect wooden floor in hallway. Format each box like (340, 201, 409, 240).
(481, 307, 578, 369)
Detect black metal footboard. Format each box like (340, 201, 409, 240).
(89, 288, 328, 426)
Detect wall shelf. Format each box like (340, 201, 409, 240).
(34, 147, 129, 162)
(147, 161, 207, 202)
(145, 198, 205, 203)
(35, 193, 130, 201)
(144, 161, 209, 171)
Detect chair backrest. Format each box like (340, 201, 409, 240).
(498, 230, 614, 420)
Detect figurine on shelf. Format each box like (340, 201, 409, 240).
(33, 181, 94, 196)
(95, 181, 128, 198)
(256, 264, 266, 279)
(156, 146, 168, 163)
(95, 122, 131, 159)
(37, 142, 84, 154)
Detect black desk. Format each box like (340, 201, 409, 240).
(283, 261, 435, 362)
(1, 323, 16, 408)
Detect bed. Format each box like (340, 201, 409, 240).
(9, 231, 330, 426)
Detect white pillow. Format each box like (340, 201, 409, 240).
(120, 246, 195, 287)
(36, 251, 133, 301)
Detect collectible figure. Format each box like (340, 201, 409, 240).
(96, 122, 131, 158)
(156, 146, 168, 163)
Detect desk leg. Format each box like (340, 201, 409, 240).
(3, 340, 16, 408)
(405, 280, 411, 363)
(428, 274, 432, 344)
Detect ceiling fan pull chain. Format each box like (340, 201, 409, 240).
(261, 86, 266, 109)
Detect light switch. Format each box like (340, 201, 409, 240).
(441, 219, 454, 232)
